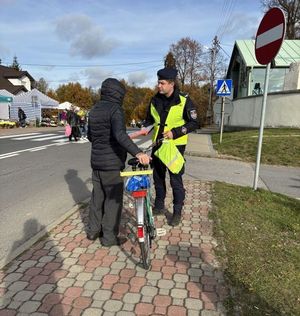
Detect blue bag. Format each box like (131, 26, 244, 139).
(125, 175, 150, 192)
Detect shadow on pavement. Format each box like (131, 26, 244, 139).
(0, 218, 66, 315)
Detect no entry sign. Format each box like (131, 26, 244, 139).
(255, 7, 286, 65)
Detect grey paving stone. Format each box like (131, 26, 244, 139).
(188, 268, 203, 277)
(122, 303, 135, 311)
(201, 311, 223, 316)
(39, 256, 54, 263)
(170, 288, 188, 299)
(94, 267, 110, 276)
(91, 300, 104, 308)
(8, 281, 28, 292)
(69, 265, 85, 273)
(84, 280, 102, 291)
(20, 260, 37, 269)
(146, 271, 162, 280)
(57, 277, 75, 288)
(93, 289, 112, 301)
(116, 312, 135, 316)
(13, 290, 34, 302)
(174, 273, 189, 283)
(157, 279, 175, 289)
(3, 272, 22, 283)
(19, 301, 41, 313)
(185, 298, 203, 310)
(82, 308, 103, 316)
(7, 300, 22, 309)
(141, 285, 159, 297)
(36, 284, 55, 293)
(123, 293, 141, 304)
(103, 299, 123, 312)
(111, 261, 126, 270)
(76, 272, 93, 281)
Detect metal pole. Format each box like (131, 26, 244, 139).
(219, 97, 225, 143)
(253, 62, 271, 190)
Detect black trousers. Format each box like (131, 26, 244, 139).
(152, 145, 186, 215)
(88, 169, 123, 244)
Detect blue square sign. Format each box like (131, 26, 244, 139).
(216, 79, 232, 96)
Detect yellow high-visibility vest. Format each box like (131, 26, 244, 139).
(150, 94, 188, 146)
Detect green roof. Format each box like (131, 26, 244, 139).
(235, 39, 300, 67)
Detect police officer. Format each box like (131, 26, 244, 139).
(143, 68, 198, 226)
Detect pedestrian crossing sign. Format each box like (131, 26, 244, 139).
(216, 79, 232, 96)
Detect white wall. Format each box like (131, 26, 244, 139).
(284, 63, 300, 90)
(214, 90, 300, 128)
(8, 76, 31, 91)
(0, 103, 10, 119)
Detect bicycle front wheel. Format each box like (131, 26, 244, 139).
(139, 198, 151, 270)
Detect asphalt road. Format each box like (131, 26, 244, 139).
(0, 129, 152, 265)
(0, 131, 92, 264)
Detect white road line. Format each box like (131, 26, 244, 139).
(13, 133, 55, 140)
(0, 143, 60, 158)
(132, 138, 141, 143)
(140, 139, 152, 149)
(0, 133, 40, 139)
(0, 153, 19, 160)
(53, 138, 69, 143)
(32, 135, 66, 141)
(29, 147, 47, 152)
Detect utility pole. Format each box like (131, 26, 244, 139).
(207, 36, 220, 125)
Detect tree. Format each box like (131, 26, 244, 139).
(56, 82, 93, 110)
(261, 0, 300, 39)
(169, 37, 203, 88)
(164, 52, 176, 68)
(11, 55, 21, 71)
(33, 78, 49, 94)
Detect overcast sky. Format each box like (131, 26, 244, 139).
(0, 0, 263, 90)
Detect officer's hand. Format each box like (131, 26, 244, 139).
(163, 130, 173, 139)
(136, 152, 151, 165)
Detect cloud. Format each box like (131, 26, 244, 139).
(83, 67, 114, 88)
(127, 72, 149, 86)
(55, 14, 118, 58)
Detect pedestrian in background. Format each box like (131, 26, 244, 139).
(67, 109, 80, 141)
(18, 107, 27, 128)
(87, 78, 150, 246)
(142, 68, 198, 226)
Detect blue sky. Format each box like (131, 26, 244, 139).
(0, 0, 263, 90)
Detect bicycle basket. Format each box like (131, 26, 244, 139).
(125, 175, 150, 192)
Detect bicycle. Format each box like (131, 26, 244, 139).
(120, 158, 155, 270)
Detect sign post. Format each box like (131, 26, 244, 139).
(253, 7, 286, 190)
(216, 79, 232, 143)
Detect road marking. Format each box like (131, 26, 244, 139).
(0, 153, 19, 160)
(32, 135, 65, 141)
(12, 133, 55, 140)
(29, 147, 47, 152)
(140, 139, 152, 149)
(53, 138, 69, 143)
(0, 142, 69, 159)
(0, 133, 40, 139)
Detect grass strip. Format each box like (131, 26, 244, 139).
(212, 182, 300, 315)
(211, 128, 300, 167)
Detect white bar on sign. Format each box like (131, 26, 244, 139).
(256, 24, 284, 49)
(13, 133, 54, 140)
(32, 135, 66, 141)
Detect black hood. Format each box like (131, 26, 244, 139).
(100, 78, 126, 104)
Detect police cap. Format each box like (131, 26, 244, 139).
(157, 68, 178, 80)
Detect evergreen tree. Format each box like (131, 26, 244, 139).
(11, 55, 21, 70)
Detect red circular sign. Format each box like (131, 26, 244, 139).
(255, 7, 286, 65)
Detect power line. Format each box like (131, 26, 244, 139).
(2, 59, 162, 69)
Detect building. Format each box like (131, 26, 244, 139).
(0, 65, 35, 95)
(226, 40, 300, 99)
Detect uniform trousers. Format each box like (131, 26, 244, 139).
(152, 145, 186, 215)
(88, 169, 123, 244)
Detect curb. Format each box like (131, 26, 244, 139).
(0, 198, 90, 270)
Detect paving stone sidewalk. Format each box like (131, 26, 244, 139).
(0, 180, 228, 316)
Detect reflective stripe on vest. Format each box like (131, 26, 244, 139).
(154, 139, 185, 174)
(150, 94, 188, 146)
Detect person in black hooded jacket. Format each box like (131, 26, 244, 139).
(87, 78, 150, 246)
